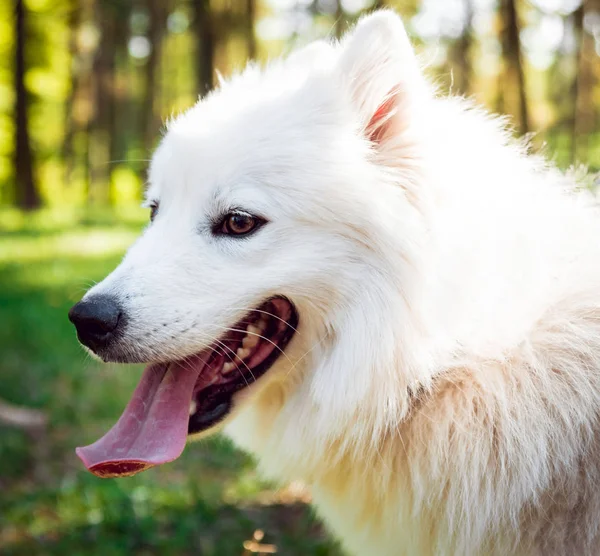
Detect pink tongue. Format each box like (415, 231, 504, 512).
(76, 360, 206, 478)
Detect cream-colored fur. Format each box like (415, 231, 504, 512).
(87, 9, 600, 555)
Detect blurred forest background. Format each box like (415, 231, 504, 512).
(0, 0, 599, 555)
(2, 0, 600, 210)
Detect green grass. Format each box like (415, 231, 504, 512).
(0, 207, 340, 556)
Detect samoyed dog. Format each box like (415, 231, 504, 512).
(68, 10, 600, 555)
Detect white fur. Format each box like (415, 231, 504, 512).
(86, 11, 600, 555)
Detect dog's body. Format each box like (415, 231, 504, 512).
(71, 11, 600, 555)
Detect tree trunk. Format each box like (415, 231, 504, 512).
(88, 1, 116, 204)
(452, 0, 474, 95)
(108, 4, 131, 196)
(62, 0, 82, 182)
(192, 0, 215, 97)
(571, 0, 597, 162)
(572, 4, 584, 161)
(62, 0, 96, 195)
(246, 0, 256, 59)
(334, 0, 345, 39)
(143, 0, 167, 153)
(499, 0, 529, 134)
(13, 0, 40, 210)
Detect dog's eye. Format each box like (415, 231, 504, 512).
(149, 202, 159, 222)
(219, 211, 263, 236)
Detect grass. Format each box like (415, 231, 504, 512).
(0, 207, 340, 556)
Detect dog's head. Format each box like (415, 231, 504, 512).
(69, 11, 432, 478)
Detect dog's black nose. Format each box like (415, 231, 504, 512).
(68, 296, 123, 352)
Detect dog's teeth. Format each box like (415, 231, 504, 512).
(243, 331, 259, 349)
(247, 324, 261, 335)
(189, 400, 197, 415)
(237, 347, 251, 360)
(223, 361, 236, 373)
(254, 323, 266, 335)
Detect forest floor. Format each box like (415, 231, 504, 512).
(0, 207, 340, 556)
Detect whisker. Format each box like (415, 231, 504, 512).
(187, 328, 256, 387)
(212, 338, 255, 386)
(210, 325, 295, 368)
(157, 331, 254, 388)
(217, 307, 302, 337)
(284, 332, 329, 378)
(179, 353, 212, 381)
(116, 311, 303, 385)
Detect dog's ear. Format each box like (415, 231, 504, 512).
(337, 10, 427, 147)
(287, 40, 335, 68)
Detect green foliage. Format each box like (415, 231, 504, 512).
(1, 0, 599, 206)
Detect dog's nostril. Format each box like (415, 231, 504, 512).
(68, 296, 123, 350)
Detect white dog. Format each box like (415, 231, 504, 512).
(69, 10, 600, 555)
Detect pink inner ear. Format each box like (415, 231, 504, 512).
(367, 86, 400, 145)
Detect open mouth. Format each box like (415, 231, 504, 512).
(76, 296, 298, 478)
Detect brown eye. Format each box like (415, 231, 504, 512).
(220, 211, 263, 236)
(149, 202, 159, 222)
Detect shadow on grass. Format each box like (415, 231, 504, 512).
(3, 500, 333, 556)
